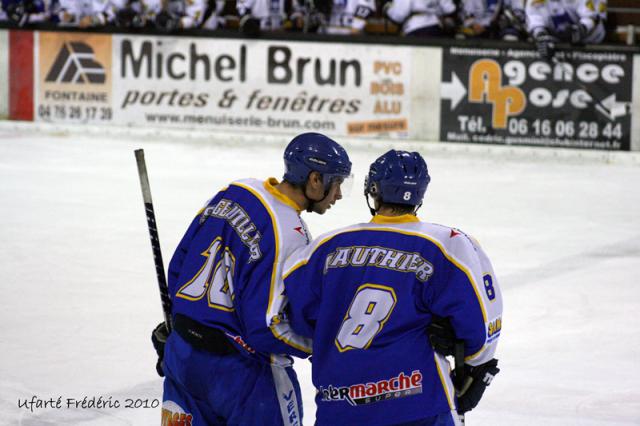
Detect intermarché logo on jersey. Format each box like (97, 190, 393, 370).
(45, 42, 106, 84)
(320, 370, 422, 406)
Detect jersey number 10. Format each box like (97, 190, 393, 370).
(176, 237, 236, 311)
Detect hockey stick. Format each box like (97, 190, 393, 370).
(454, 340, 466, 424)
(134, 149, 173, 332)
(549, 56, 614, 120)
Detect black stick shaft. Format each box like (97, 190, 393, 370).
(454, 339, 466, 424)
(134, 149, 173, 332)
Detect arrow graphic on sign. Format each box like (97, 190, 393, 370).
(441, 72, 467, 111)
(595, 94, 629, 121)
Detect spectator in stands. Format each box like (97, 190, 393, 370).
(111, 0, 145, 28)
(0, 1, 8, 21)
(200, 0, 225, 30)
(58, 0, 113, 28)
(459, 0, 527, 40)
(1, 0, 58, 26)
(527, 0, 606, 59)
(304, 0, 375, 34)
(383, 0, 457, 37)
(237, 0, 299, 35)
(143, 0, 214, 31)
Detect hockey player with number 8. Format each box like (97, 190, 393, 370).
(278, 150, 503, 425)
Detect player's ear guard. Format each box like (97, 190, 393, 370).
(455, 359, 500, 414)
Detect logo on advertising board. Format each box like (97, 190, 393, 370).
(440, 47, 632, 151)
(111, 36, 412, 138)
(36, 32, 113, 123)
(45, 42, 106, 84)
(467, 59, 525, 129)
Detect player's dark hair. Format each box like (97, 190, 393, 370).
(377, 201, 415, 215)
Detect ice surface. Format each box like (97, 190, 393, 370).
(1, 124, 639, 425)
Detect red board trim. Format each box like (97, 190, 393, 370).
(9, 30, 34, 121)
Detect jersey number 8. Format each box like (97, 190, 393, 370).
(176, 237, 236, 311)
(335, 284, 397, 352)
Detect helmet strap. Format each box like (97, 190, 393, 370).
(303, 178, 331, 213)
(365, 194, 376, 216)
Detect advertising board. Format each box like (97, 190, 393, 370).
(440, 46, 633, 150)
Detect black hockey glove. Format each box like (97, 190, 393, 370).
(151, 322, 170, 377)
(455, 359, 500, 414)
(535, 31, 556, 60)
(427, 316, 456, 357)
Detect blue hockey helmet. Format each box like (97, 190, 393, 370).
(364, 150, 430, 207)
(283, 133, 352, 189)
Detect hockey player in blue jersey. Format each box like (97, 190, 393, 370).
(1, 0, 56, 26)
(151, 132, 351, 426)
(279, 150, 502, 425)
(527, 0, 606, 59)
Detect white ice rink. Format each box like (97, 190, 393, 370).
(1, 123, 639, 426)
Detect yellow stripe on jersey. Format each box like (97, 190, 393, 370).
(370, 214, 419, 224)
(231, 182, 312, 354)
(263, 178, 303, 213)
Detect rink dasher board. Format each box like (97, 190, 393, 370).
(0, 30, 7, 120)
(0, 28, 639, 151)
(31, 31, 418, 140)
(2, 120, 639, 167)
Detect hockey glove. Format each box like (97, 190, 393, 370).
(151, 322, 170, 377)
(427, 316, 456, 357)
(455, 358, 500, 414)
(535, 31, 556, 60)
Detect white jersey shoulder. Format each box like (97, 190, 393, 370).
(232, 177, 313, 359)
(232, 178, 310, 260)
(385, 0, 455, 34)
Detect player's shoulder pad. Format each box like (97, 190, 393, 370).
(283, 222, 368, 276)
(230, 177, 260, 188)
(419, 222, 483, 255)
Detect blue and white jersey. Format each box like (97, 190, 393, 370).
(526, 0, 605, 43)
(168, 178, 313, 366)
(142, 0, 209, 28)
(384, 0, 456, 35)
(280, 214, 503, 425)
(319, 0, 374, 34)
(461, 0, 524, 27)
(237, 0, 294, 30)
(58, 0, 111, 25)
(1, 0, 58, 23)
